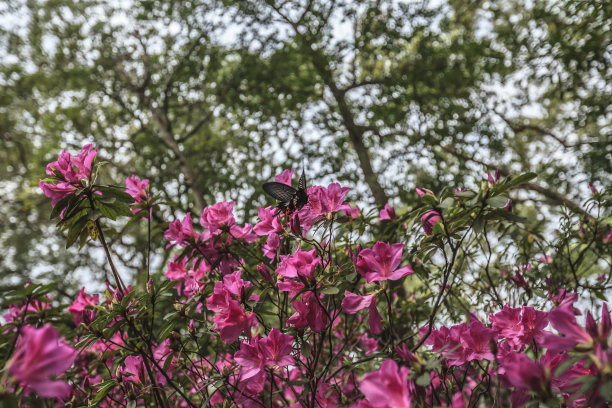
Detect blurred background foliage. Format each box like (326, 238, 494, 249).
(0, 0, 610, 299)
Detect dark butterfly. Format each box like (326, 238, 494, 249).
(263, 170, 309, 216)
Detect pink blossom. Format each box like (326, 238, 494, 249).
(341, 291, 382, 334)
(461, 319, 495, 361)
(542, 301, 593, 352)
(206, 279, 257, 343)
(379, 203, 396, 220)
(253, 206, 284, 236)
(416, 187, 434, 198)
(39, 144, 98, 207)
(8, 325, 76, 400)
(259, 328, 294, 367)
(125, 175, 150, 204)
(67, 288, 99, 326)
(421, 210, 441, 236)
(357, 242, 414, 283)
(234, 336, 265, 379)
(200, 201, 236, 232)
(230, 223, 257, 243)
(487, 169, 500, 185)
(588, 182, 598, 195)
(287, 292, 328, 332)
(164, 212, 196, 247)
(275, 169, 294, 185)
(343, 204, 361, 219)
(275, 247, 321, 280)
(539, 254, 553, 263)
(360, 359, 412, 408)
(317, 183, 351, 214)
(603, 228, 612, 244)
(262, 233, 280, 259)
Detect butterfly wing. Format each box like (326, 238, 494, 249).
(298, 170, 306, 190)
(263, 182, 297, 202)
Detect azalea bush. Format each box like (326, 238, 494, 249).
(0, 145, 611, 407)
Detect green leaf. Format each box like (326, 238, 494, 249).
(49, 194, 73, 220)
(321, 287, 339, 295)
(90, 380, 117, 406)
(66, 215, 89, 248)
(158, 320, 175, 342)
(473, 215, 485, 234)
(96, 185, 134, 203)
(416, 372, 431, 386)
(421, 195, 437, 207)
(503, 172, 537, 190)
(487, 195, 510, 208)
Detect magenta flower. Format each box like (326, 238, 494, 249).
(164, 212, 197, 247)
(588, 182, 598, 195)
(254, 206, 284, 236)
(287, 292, 328, 332)
(416, 187, 434, 198)
(301, 183, 351, 222)
(206, 278, 257, 344)
(234, 336, 265, 380)
(461, 319, 495, 362)
(603, 228, 612, 244)
(539, 254, 553, 263)
(125, 174, 150, 204)
(421, 210, 441, 236)
(341, 291, 382, 334)
(275, 169, 294, 185)
(343, 204, 361, 219)
(490, 304, 522, 347)
(259, 328, 294, 367)
(379, 203, 396, 221)
(8, 325, 76, 400)
(542, 301, 593, 352)
(275, 247, 321, 280)
(502, 352, 546, 393)
(200, 201, 236, 233)
(487, 169, 500, 185)
(39, 144, 98, 207)
(357, 242, 414, 283)
(67, 287, 99, 326)
(360, 359, 412, 408)
(230, 223, 257, 243)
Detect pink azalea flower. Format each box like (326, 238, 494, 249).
(539, 254, 553, 263)
(603, 228, 612, 244)
(67, 287, 99, 326)
(517, 307, 549, 346)
(379, 203, 396, 221)
(287, 292, 328, 332)
(8, 325, 76, 400)
(588, 182, 598, 195)
(121, 355, 145, 383)
(262, 233, 281, 259)
(235, 336, 265, 380)
(125, 175, 150, 204)
(275, 247, 321, 280)
(164, 212, 197, 247)
(341, 291, 382, 334)
(357, 242, 414, 283)
(421, 210, 441, 236)
(542, 301, 594, 352)
(206, 278, 257, 344)
(487, 169, 500, 185)
(360, 359, 413, 408)
(259, 328, 294, 367)
(490, 304, 522, 347)
(416, 187, 434, 198)
(164, 256, 189, 281)
(317, 183, 351, 214)
(254, 206, 284, 236)
(461, 319, 495, 361)
(200, 201, 236, 233)
(343, 204, 361, 219)
(275, 169, 294, 185)
(39, 144, 98, 207)
(230, 223, 258, 243)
